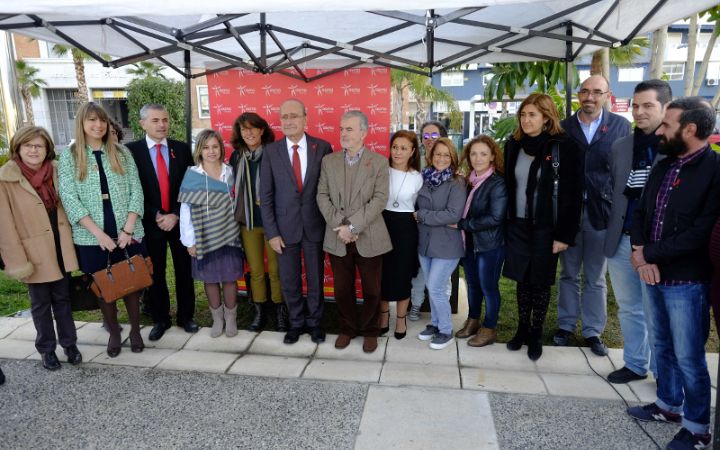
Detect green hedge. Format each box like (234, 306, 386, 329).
(126, 76, 186, 142)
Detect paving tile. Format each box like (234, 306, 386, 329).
(607, 347, 624, 370)
(356, 385, 498, 450)
(90, 347, 175, 368)
(75, 322, 131, 346)
(227, 354, 307, 378)
(461, 367, 547, 395)
(706, 352, 718, 386)
(0, 317, 32, 339)
(628, 378, 658, 404)
(183, 328, 255, 353)
(315, 334, 386, 361)
(458, 342, 536, 372)
(0, 338, 37, 359)
(247, 331, 316, 357)
(541, 373, 638, 401)
(156, 349, 238, 373)
(303, 359, 382, 383)
(380, 362, 460, 389)
(140, 326, 192, 350)
(578, 347, 616, 377)
(6, 321, 39, 341)
(27, 344, 106, 363)
(385, 334, 457, 366)
(535, 346, 595, 375)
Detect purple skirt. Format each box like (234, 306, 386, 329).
(191, 246, 244, 283)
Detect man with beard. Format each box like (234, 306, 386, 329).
(627, 97, 720, 450)
(556, 75, 631, 356)
(603, 79, 671, 384)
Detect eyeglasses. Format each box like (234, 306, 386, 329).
(21, 143, 46, 150)
(433, 153, 452, 160)
(578, 89, 609, 98)
(391, 145, 413, 152)
(422, 132, 440, 140)
(280, 113, 304, 121)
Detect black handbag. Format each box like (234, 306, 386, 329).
(68, 273, 100, 311)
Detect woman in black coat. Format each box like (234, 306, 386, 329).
(503, 93, 583, 361)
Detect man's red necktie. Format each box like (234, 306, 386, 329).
(292, 144, 303, 192)
(155, 143, 170, 212)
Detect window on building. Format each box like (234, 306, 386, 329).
(662, 63, 685, 80)
(46, 89, 79, 147)
(618, 67, 644, 82)
(440, 71, 464, 87)
(197, 85, 210, 119)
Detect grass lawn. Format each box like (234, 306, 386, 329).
(1, 255, 717, 351)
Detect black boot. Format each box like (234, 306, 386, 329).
(0, 366, 4, 385)
(275, 303, 289, 332)
(247, 303, 264, 332)
(527, 328, 543, 361)
(506, 327, 527, 351)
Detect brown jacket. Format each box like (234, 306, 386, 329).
(0, 160, 78, 283)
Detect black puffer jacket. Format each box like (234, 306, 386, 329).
(458, 172, 507, 253)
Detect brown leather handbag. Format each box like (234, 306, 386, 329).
(90, 249, 154, 303)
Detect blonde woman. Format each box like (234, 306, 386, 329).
(58, 102, 146, 358)
(179, 129, 244, 338)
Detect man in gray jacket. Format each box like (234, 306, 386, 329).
(604, 79, 671, 383)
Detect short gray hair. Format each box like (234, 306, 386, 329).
(139, 103, 168, 120)
(341, 110, 368, 132)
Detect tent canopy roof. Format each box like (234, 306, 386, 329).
(1, 0, 716, 81)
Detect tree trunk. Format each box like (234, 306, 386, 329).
(73, 52, 89, 104)
(691, 25, 718, 96)
(684, 15, 699, 96)
(712, 84, 720, 108)
(591, 48, 611, 109)
(21, 87, 34, 125)
(649, 26, 668, 79)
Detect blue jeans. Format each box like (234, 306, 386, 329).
(463, 246, 504, 328)
(607, 235, 655, 377)
(419, 255, 459, 335)
(643, 283, 711, 434)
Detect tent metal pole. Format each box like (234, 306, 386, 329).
(260, 13, 266, 71)
(426, 9, 435, 69)
(565, 23, 573, 117)
(184, 49, 191, 147)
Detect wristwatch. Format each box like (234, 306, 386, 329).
(348, 224, 360, 236)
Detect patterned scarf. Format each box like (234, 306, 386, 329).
(16, 159, 58, 210)
(422, 167, 454, 188)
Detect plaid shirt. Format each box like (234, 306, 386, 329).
(650, 147, 708, 285)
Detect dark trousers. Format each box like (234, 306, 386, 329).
(277, 238, 324, 329)
(329, 243, 382, 337)
(28, 275, 77, 353)
(145, 226, 195, 325)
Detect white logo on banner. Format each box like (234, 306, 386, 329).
(237, 104, 258, 113)
(370, 67, 388, 76)
(315, 123, 334, 134)
(314, 85, 334, 96)
(264, 104, 281, 116)
(343, 68, 361, 77)
(212, 72, 230, 79)
(211, 86, 231, 96)
(262, 84, 282, 96)
(368, 123, 388, 134)
(365, 141, 381, 152)
(340, 104, 361, 112)
(237, 69, 253, 78)
(314, 104, 335, 115)
(341, 84, 361, 96)
(237, 85, 257, 96)
(213, 104, 232, 114)
(288, 85, 308, 96)
(215, 122, 233, 133)
(367, 84, 388, 96)
(367, 104, 389, 115)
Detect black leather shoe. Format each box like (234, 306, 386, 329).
(506, 329, 527, 351)
(63, 345, 82, 365)
(553, 329, 572, 346)
(275, 303, 289, 332)
(41, 351, 61, 371)
(247, 303, 264, 332)
(309, 326, 326, 344)
(180, 319, 200, 333)
(586, 336, 609, 356)
(284, 328, 302, 344)
(148, 322, 171, 341)
(0, 366, 5, 385)
(608, 366, 648, 384)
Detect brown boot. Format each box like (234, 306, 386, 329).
(468, 328, 497, 347)
(455, 318, 480, 339)
(362, 336, 378, 353)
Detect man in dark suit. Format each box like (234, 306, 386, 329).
(126, 104, 198, 341)
(260, 99, 332, 345)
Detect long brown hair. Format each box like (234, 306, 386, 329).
(70, 103, 125, 181)
(512, 93, 563, 141)
(461, 135, 504, 175)
(10, 126, 56, 162)
(388, 130, 420, 172)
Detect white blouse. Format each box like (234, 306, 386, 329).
(385, 167, 423, 212)
(179, 163, 234, 247)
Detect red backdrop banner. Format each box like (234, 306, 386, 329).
(207, 67, 392, 300)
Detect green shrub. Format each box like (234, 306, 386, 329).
(126, 76, 186, 142)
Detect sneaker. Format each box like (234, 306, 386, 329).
(607, 366, 648, 384)
(667, 427, 711, 450)
(408, 305, 422, 321)
(627, 403, 682, 424)
(553, 329, 572, 346)
(586, 336, 609, 356)
(429, 333, 455, 350)
(418, 324, 438, 341)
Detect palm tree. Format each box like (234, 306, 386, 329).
(484, 61, 577, 106)
(691, 7, 720, 96)
(390, 69, 462, 131)
(649, 26, 668, 79)
(590, 37, 651, 78)
(15, 60, 47, 125)
(126, 62, 167, 79)
(50, 44, 91, 103)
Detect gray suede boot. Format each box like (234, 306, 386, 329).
(224, 305, 238, 337)
(210, 305, 225, 338)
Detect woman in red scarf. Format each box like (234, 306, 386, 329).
(0, 126, 82, 371)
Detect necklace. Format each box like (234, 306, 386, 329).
(391, 168, 409, 208)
